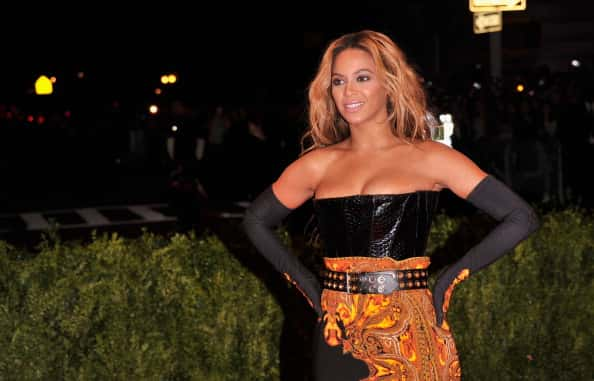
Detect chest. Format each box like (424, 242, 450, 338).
(316, 154, 432, 197)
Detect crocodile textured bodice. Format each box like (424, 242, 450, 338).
(313, 191, 440, 260)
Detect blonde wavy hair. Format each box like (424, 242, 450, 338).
(302, 30, 430, 153)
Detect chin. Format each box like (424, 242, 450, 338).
(343, 115, 366, 126)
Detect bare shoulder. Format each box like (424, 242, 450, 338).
(272, 145, 343, 208)
(415, 139, 453, 155)
(415, 140, 488, 199)
(284, 145, 342, 180)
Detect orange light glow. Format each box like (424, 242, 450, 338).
(516, 84, 525, 92)
(160, 75, 169, 85)
(167, 74, 177, 84)
(155, 88, 162, 95)
(50, 76, 57, 83)
(149, 105, 159, 114)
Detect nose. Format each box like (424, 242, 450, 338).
(343, 80, 356, 96)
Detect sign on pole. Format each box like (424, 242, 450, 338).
(473, 11, 502, 34)
(469, 0, 526, 12)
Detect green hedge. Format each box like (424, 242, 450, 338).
(444, 209, 594, 380)
(0, 231, 282, 380)
(0, 209, 592, 380)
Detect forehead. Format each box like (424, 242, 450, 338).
(332, 48, 375, 74)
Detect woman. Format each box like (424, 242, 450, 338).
(242, 30, 539, 381)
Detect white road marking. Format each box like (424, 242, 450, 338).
(20, 213, 49, 230)
(0, 203, 245, 233)
(76, 208, 111, 225)
(128, 205, 169, 222)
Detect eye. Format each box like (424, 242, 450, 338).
(357, 75, 370, 82)
(331, 78, 344, 86)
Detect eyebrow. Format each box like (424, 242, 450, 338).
(331, 68, 374, 77)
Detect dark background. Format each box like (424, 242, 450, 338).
(0, 2, 498, 104)
(1, 1, 593, 214)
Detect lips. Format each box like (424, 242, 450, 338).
(344, 101, 364, 112)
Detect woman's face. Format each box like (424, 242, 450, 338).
(331, 48, 388, 128)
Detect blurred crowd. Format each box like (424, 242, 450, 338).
(1, 64, 593, 217)
(427, 64, 594, 207)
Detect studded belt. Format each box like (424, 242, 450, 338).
(321, 268, 429, 294)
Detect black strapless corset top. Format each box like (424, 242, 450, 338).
(312, 191, 440, 260)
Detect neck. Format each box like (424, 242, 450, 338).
(347, 121, 405, 151)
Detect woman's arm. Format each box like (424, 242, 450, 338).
(424, 142, 540, 329)
(241, 150, 329, 317)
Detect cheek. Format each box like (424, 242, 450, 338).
(331, 88, 340, 101)
(369, 88, 388, 107)
(331, 90, 342, 109)
(368, 84, 386, 99)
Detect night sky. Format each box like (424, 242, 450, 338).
(2, 2, 593, 114)
(1, 2, 474, 105)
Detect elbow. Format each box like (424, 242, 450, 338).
(514, 206, 540, 237)
(241, 208, 264, 239)
(526, 207, 540, 235)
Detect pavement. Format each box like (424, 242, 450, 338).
(0, 166, 251, 247)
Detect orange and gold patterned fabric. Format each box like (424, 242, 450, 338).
(321, 256, 461, 381)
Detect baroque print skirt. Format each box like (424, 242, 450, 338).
(313, 256, 461, 381)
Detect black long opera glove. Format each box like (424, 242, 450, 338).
(432, 175, 540, 330)
(241, 186, 323, 317)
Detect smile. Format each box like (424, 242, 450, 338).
(344, 102, 364, 111)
